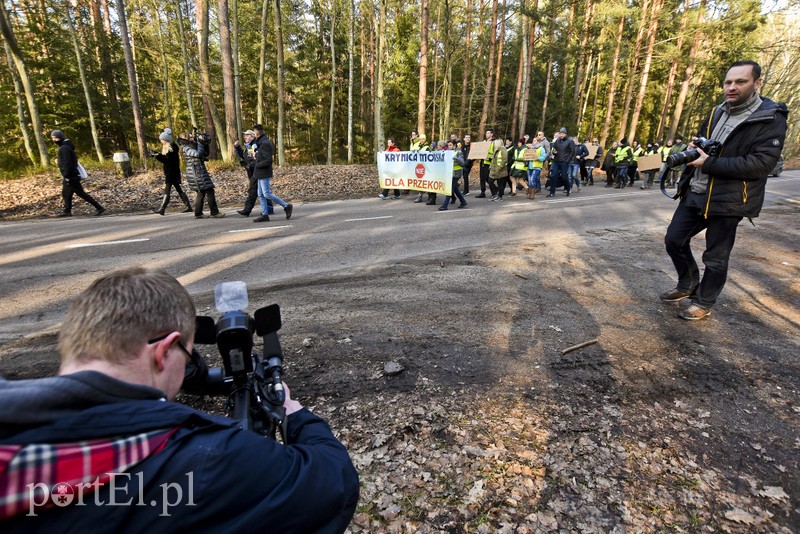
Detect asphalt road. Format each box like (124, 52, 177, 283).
(1, 173, 796, 344)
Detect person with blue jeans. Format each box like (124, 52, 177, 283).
(439, 140, 468, 210)
(547, 128, 575, 197)
(569, 137, 588, 192)
(251, 124, 293, 222)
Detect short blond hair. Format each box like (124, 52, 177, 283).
(59, 268, 195, 365)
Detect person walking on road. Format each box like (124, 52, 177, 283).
(51, 130, 105, 217)
(252, 124, 293, 222)
(152, 130, 192, 215)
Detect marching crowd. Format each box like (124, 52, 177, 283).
(378, 127, 694, 211)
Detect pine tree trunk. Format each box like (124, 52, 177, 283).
(519, 9, 536, 137)
(274, 0, 286, 165)
(628, 0, 663, 142)
(114, 0, 147, 165)
(91, 0, 127, 151)
(478, 0, 498, 134)
(510, 2, 526, 138)
(257, 0, 268, 125)
(217, 0, 236, 161)
(417, 0, 428, 134)
(655, 0, 689, 141)
(599, 15, 625, 147)
(466, 4, 484, 134)
(346, 0, 354, 162)
(373, 0, 386, 153)
(458, 0, 472, 131)
(232, 0, 243, 140)
(616, 0, 650, 141)
(429, 0, 441, 140)
(66, 1, 104, 161)
(538, 11, 556, 132)
(327, 0, 336, 164)
(153, 6, 173, 132)
(490, 0, 506, 128)
(175, 0, 197, 127)
(0, 3, 49, 167)
(560, 2, 575, 107)
(2, 39, 36, 165)
(196, 0, 225, 158)
(669, 0, 705, 139)
(572, 0, 593, 126)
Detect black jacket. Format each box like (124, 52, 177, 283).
(181, 143, 215, 192)
(55, 139, 79, 182)
(678, 97, 788, 218)
(252, 135, 275, 180)
(154, 143, 182, 185)
(551, 137, 576, 163)
(0, 372, 359, 533)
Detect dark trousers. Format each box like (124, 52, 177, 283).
(489, 177, 507, 197)
(549, 162, 570, 194)
(62, 180, 102, 213)
(195, 188, 220, 216)
(158, 183, 191, 212)
(627, 163, 639, 186)
(664, 200, 742, 308)
(463, 163, 472, 193)
(242, 174, 258, 213)
(441, 177, 466, 208)
(605, 166, 616, 186)
(480, 164, 490, 193)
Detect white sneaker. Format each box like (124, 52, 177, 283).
(378, 194, 386, 199)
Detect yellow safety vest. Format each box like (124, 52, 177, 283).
(453, 151, 462, 171)
(529, 146, 545, 169)
(615, 146, 633, 164)
(512, 147, 527, 171)
(632, 146, 644, 161)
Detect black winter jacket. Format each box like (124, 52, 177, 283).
(0, 372, 359, 533)
(678, 97, 788, 219)
(154, 143, 182, 185)
(181, 143, 215, 192)
(252, 135, 275, 180)
(551, 137, 576, 163)
(55, 139, 80, 183)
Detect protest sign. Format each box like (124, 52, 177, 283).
(377, 150, 454, 195)
(637, 153, 662, 171)
(467, 141, 491, 160)
(586, 145, 599, 160)
(523, 148, 538, 161)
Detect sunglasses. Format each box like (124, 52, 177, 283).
(148, 333, 193, 362)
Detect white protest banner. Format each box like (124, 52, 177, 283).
(377, 150, 454, 195)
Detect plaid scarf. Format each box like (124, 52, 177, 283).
(0, 426, 178, 519)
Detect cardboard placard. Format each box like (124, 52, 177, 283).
(586, 145, 599, 160)
(637, 153, 662, 171)
(467, 141, 491, 160)
(523, 148, 538, 161)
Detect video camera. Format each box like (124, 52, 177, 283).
(666, 137, 722, 168)
(182, 282, 288, 440)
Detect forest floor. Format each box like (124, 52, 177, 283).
(1, 162, 799, 532)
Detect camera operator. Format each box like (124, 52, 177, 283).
(0, 268, 359, 531)
(661, 60, 788, 320)
(151, 130, 193, 215)
(178, 132, 225, 219)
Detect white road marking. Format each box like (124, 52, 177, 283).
(345, 216, 394, 222)
(65, 238, 150, 249)
(228, 225, 292, 233)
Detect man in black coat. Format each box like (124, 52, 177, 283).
(251, 124, 292, 222)
(51, 130, 105, 217)
(661, 60, 788, 320)
(547, 127, 576, 197)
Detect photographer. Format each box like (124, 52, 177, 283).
(178, 132, 225, 219)
(151, 130, 193, 215)
(0, 268, 359, 532)
(661, 60, 788, 320)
